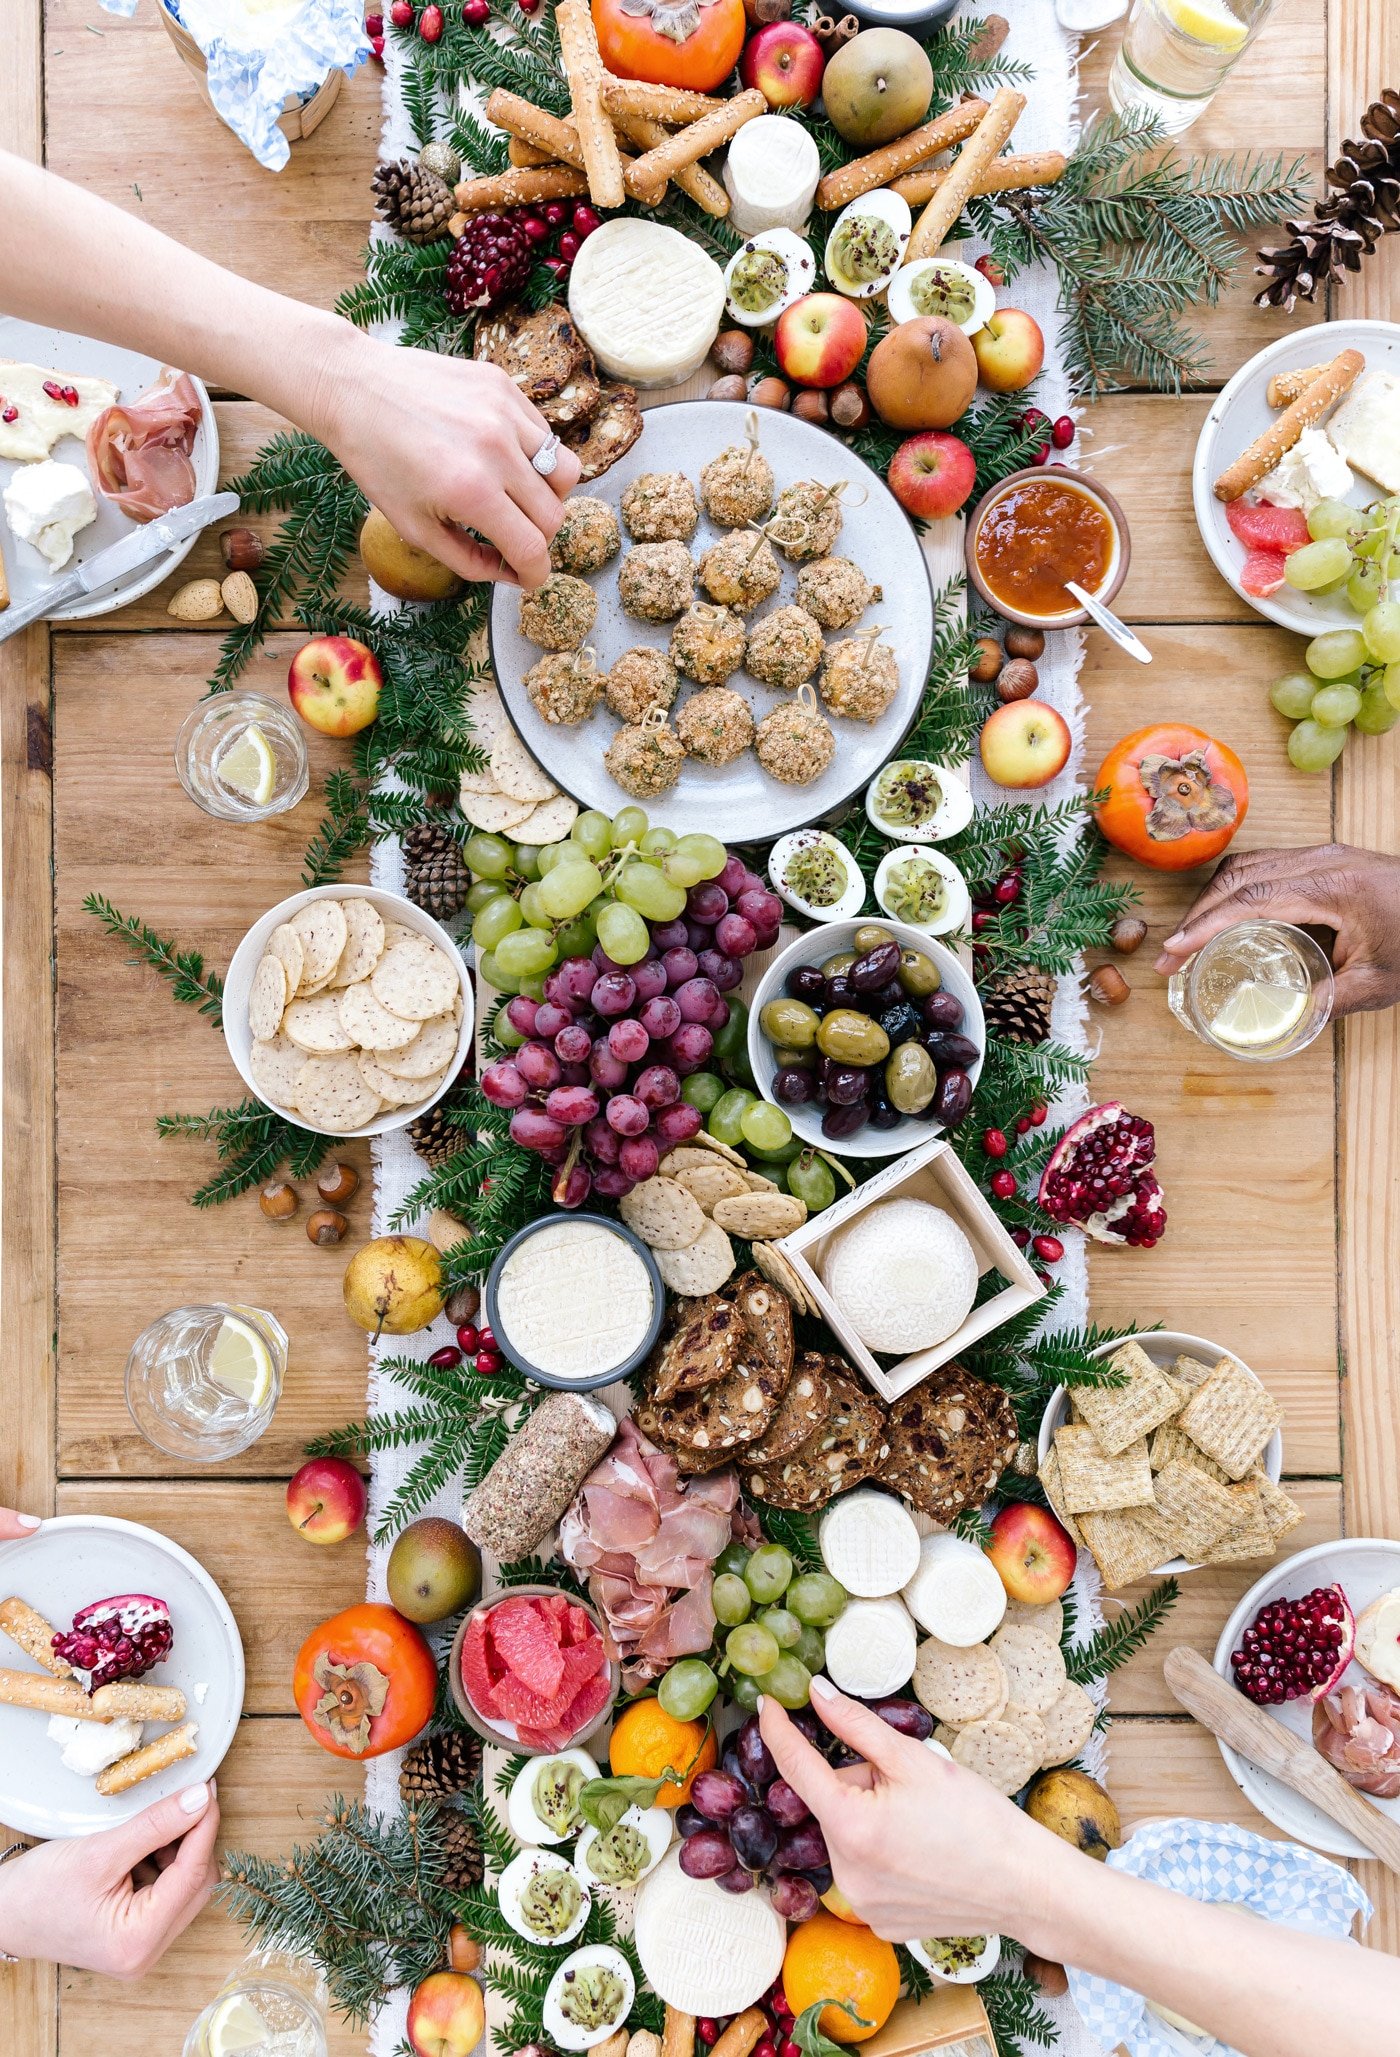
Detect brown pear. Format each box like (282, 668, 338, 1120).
(359, 506, 464, 603)
(866, 317, 978, 432)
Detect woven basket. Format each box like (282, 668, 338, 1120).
(156, 0, 344, 145)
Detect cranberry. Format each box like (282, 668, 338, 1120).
(572, 204, 602, 237)
(370, 33, 385, 54)
(477, 1325, 497, 1352)
(1017, 1115, 1032, 1133)
(364, 9, 384, 30)
(462, 0, 489, 16)
(1029, 1100, 1048, 1125)
(1051, 414, 1075, 449)
(520, 212, 550, 243)
(544, 201, 567, 226)
(1031, 442, 1051, 465)
(558, 230, 581, 262)
(781, 2044, 800, 2057)
(428, 1344, 463, 1368)
(1020, 406, 1049, 433)
(754, 2043, 775, 2057)
(474, 1350, 503, 1376)
(456, 1324, 480, 1353)
(971, 909, 996, 932)
(519, 0, 541, 12)
(974, 252, 1005, 286)
(389, 0, 414, 21)
(990, 1169, 1017, 1199)
(993, 873, 1021, 904)
(1010, 1225, 1030, 1247)
(983, 1127, 1008, 1158)
(1033, 1234, 1064, 1262)
(419, 1, 443, 32)
(697, 2027, 718, 2048)
(543, 257, 569, 280)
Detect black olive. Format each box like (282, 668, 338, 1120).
(826, 1065, 870, 1107)
(822, 1101, 866, 1140)
(787, 964, 826, 1003)
(877, 999, 922, 1044)
(823, 974, 854, 1009)
(849, 940, 902, 992)
(921, 991, 965, 1031)
(934, 1067, 973, 1126)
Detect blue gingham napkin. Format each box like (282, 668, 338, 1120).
(1067, 1817, 1371, 2056)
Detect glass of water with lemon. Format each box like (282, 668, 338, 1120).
(184, 1953, 328, 2057)
(1109, 0, 1276, 133)
(176, 692, 309, 822)
(1167, 921, 1334, 1061)
(125, 1304, 287, 1460)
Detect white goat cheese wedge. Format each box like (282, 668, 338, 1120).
(822, 1595, 918, 1698)
(819, 1487, 922, 1598)
(568, 221, 725, 388)
(722, 115, 821, 236)
(1325, 370, 1400, 494)
(47, 1713, 144, 1775)
(3, 458, 97, 570)
(0, 360, 117, 463)
(902, 1531, 1008, 1646)
(633, 1849, 785, 2016)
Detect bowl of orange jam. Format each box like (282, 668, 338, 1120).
(966, 466, 1130, 629)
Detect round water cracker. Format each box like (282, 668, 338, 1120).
(265, 922, 304, 995)
(373, 1012, 458, 1079)
(1001, 1704, 1048, 1763)
(338, 979, 422, 1052)
(358, 1052, 446, 1106)
(461, 789, 536, 834)
(330, 897, 386, 987)
(381, 919, 419, 952)
(249, 1031, 307, 1106)
(291, 900, 348, 990)
(950, 1718, 1041, 1798)
(913, 1637, 1008, 1725)
(489, 725, 557, 803)
(670, 1158, 751, 1214)
(988, 1624, 1066, 1717)
(283, 992, 356, 1055)
(655, 1221, 736, 1296)
(248, 954, 288, 1042)
(1000, 1598, 1065, 1642)
(620, 1176, 706, 1251)
(514, 793, 578, 844)
(1037, 1680, 1097, 1768)
(694, 1131, 748, 1171)
(372, 937, 461, 1023)
(294, 1053, 382, 1132)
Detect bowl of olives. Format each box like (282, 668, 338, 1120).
(746, 919, 984, 1157)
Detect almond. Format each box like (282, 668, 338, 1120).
(221, 570, 259, 624)
(166, 577, 224, 622)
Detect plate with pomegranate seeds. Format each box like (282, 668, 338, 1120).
(0, 1514, 243, 1837)
(1213, 1536, 1400, 1858)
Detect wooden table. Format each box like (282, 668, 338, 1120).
(3, 1, 1398, 2048)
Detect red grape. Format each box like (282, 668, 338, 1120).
(662, 946, 699, 987)
(665, 1023, 713, 1074)
(716, 1866, 756, 1894)
(730, 1806, 779, 1870)
(632, 959, 668, 1002)
(675, 976, 720, 1023)
(688, 883, 729, 925)
(554, 1163, 592, 1208)
(736, 888, 781, 928)
(691, 1769, 747, 1821)
(515, 1041, 561, 1092)
(735, 1717, 776, 1785)
(592, 1166, 636, 1199)
(715, 912, 757, 957)
(589, 1044, 629, 1090)
(558, 1061, 590, 1087)
(592, 972, 636, 1018)
(548, 958, 598, 1008)
(697, 949, 742, 991)
(509, 1107, 567, 1153)
(554, 1023, 592, 1064)
(654, 1102, 703, 1144)
(676, 1803, 706, 1837)
(533, 1001, 571, 1040)
(764, 1779, 810, 1827)
(584, 1115, 620, 1165)
(619, 1135, 660, 1182)
(606, 1094, 649, 1136)
(774, 1823, 828, 1872)
(545, 1085, 599, 1127)
(635, 1063, 680, 1109)
(684, 919, 712, 953)
(718, 854, 747, 896)
(640, 995, 682, 1040)
(481, 1059, 527, 1109)
(505, 996, 539, 1036)
(739, 869, 766, 898)
(652, 919, 689, 951)
(607, 1017, 650, 1064)
(872, 1698, 934, 1739)
(770, 1873, 820, 1921)
(679, 1829, 736, 1880)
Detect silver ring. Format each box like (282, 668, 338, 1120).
(531, 432, 562, 477)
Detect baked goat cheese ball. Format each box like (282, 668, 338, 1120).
(605, 718, 687, 797)
(820, 636, 900, 722)
(550, 496, 620, 575)
(605, 646, 680, 725)
(526, 651, 605, 726)
(699, 443, 775, 529)
(771, 480, 843, 563)
(698, 531, 782, 614)
(755, 699, 835, 784)
(622, 471, 699, 543)
(519, 572, 597, 651)
(796, 556, 882, 631)
(746, 605, 825, 690)
(619, 541, 696, 622)
(675, 686, 755, 765)
(670, 604, 747, 687)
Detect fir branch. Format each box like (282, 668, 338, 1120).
(982, 1968, 1056, 2054)
(392, 1087, 554, 1280)
(83, 894, 224, 1023)
(752, 1506, 823, 1572)
(302, 768, 372, 887)
(1065, 1579, 1180, 1685)
(496, 1555, 590, 1602)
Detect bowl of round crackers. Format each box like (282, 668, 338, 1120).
(225, 886, 473, 1138)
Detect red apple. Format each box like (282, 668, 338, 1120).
(774, 293, 868, 390)
(286, 1457, 367, 1544)
(888, 431, 977, 521)
(406, 1972, 485, 2057)
(985, 1501, 1077, 1603)
(979, 698, 1072, 788)
(288, 634, 383, 737)
(971, 308, 1045, 393)
(740, 21, 825, 107)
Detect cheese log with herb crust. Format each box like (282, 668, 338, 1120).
(462, 1390, 617, 1560)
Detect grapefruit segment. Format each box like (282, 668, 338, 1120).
(1225, 499, 1311, 555)
(1239, 547, 1288, 597)
(490, 1596, 565, 1699)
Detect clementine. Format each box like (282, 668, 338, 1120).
(782, 1911, 900, 2043)
(608, 1697, 717, 1808)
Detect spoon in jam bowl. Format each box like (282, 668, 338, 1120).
(1066, 580, 1153, 665)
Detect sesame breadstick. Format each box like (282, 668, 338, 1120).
(556, 0, 626, 209)
(0, 1668, 102, 1718)
(610, 107, 730, 217)
(1266, 362, 1330, 408)
(485, 89, 673, 209)
(0, 1598, 73, 1678)
(508, 135, 558, 170)
(906, 88, 1027, 262)
(662, 2007, 696, 2057)
(91, 1681, 188, 1722)
(453, 167, 590, 214)
(96, 1722, 199, 1797)
(600, 78, 728, 126)
(891, 148, 1066, 207)
(624, 90, 767, 192)
(1212, 350, 1366, 501)
(814, 99, 988, 212)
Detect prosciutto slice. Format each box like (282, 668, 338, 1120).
(560, 1418, 740, 1685)
(1313, 1682, 1400, 1798)
(86, 368, 201, 521)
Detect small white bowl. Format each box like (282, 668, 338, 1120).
(874, 845, 970, 937)
(908, 1932, 1002, 1986)
(224, 884, 473, 1140)
(768, 829, 867, 924)
(865, 761, 974, 844)
(746, 918, 984, 1159)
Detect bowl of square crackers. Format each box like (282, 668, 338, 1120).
(1036, 1334, 1295, 1588)
(225, 885, 473, 1138)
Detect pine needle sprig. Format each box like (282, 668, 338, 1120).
(1065, 1578, 1180, 1686)
(982, 1968, 1057, 2054)
(302, 768, 372, 887)
(83, 894, 225, 1023)
(391, 1086, 554, 1280)
(156, 1100, 333, 1208)
(752, 1505, 823, 1571)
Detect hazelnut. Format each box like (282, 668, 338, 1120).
(750, 376, 792, 411)
(830, 381, 870, 430)
(712, 329, 756, 377)
(1088, 963, 1131, 1006)
(317, 1160, 361, 1206)
(258, 1179, 298, 1224)
(1005, 625, 1046, 660)
(219, 526, 265, 573)
(970, 636, 1004, 684)
(1112, 914, 1148, 956)
(792, 389, 830, 425)
(446, 1284, 482, 1326)
(448, 1923, 483, 1974)
(707, 374, 748, 403)
(996, 657, 1039, 701)
(306, 1207, 349, 1246)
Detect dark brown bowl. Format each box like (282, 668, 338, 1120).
(965, 464, 1132, 630)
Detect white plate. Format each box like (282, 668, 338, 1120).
(0, 318, 218, 621)
(1212, 1536, 1400, 1858)
(488, 399, 935, 840)
(224, 885, 474, 1140)
(1037, 1331, 1284, 1577)
(0, 1515, 244, 1838)
(1191, 319, 1400, 633)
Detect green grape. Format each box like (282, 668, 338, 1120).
(746, 1134, 802, 1166)
(1311, 682, 1362, 727)
(476, 949, 519, 995)
(1306, 497, 1355, 541)
(713, 1574, 752, 1625)
(1363, 600, 1400, 664)
(760, 1655, 812, 1708)
(465, 832, 512, 880)
(1287, 718, 1348, 772)
(658, 1658, 718, 1722)
(1305, 629, 1368, 679)
(640, 826, 677, 856)
(1348, 561, 1385, 613)
(1285, 538, 1352, 590)
(677, 832, 727, 880)
(681, 1072, 727, 1114)
(466, 879, 509, 916)
(1384, 662, 1400, 711)
(708, 1086, 757, 1146)
(1351, 522, 1387, 557)
(596, 900, 650, 965)
(615, 861, 687, 922)
(743, 1544, 794, 1604)
(518, 882, 552, 929)
(757, 1161, 791, 1193)
(571, 810, 614, 860)
(537, 842, 567, 876)
(726, 1623, 781, 1677)
(793, 1625, 826, 1673)
(518, 972, 549, 1001)
(555, 912, 599, 958)
(472, 895, 524, 952)
(611, 805, 649, 847)
(756, 1608, 802, 1650)
(788, 1150, 837, 1213)
(712, 1000, 751, 1081)
(715, 1541, 751, 1579)
(1355, 681, 1400, 734)
(495, 927, 559, 978)
(727, 1670, 762, 1713)
(539, 857, 605, 921)
(660, 847, 708, 889)
(741, 1102, 793, 1154)
(787, 1572, 847, 1628)
(512, 844, 543, 883)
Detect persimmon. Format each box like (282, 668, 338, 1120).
(592, 0, 746, 93)
(294, 1602, 437, 1759)
(1093, 723, 1248, 871)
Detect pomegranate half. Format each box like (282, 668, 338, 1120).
(1036, 1100, 1166, 1247)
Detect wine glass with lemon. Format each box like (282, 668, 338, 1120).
(1166, 921, 1334, 1062)
(176, 692, 309, 822)
(1108, 0, 1277, 133)
(125, 1304, 287, 1460)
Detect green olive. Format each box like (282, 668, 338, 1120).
(885, 1040, 936, 1114)
(896, 947, 942, 997)
(759, 998, 821, 1049)
(816, 1008, 891, 1065)
(852, 924, 895, 955)
(771, 1043, 816, 1070)
(820, 951, 856, 978)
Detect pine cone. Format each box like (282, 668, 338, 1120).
(371, 158, 455, 245)
(980, 964, 1055, 1046)
(1256, 88, 1400, 310)
(400, 1728, 482, 1806)
(404, 819, 470, 922)
(407, 1083, 474, 1167)
(439, 1810, 485, 1893)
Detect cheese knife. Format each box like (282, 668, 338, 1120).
(1163, 1644, 1400, 1876)
(0, 490, 240, 643)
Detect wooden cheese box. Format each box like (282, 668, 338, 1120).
(863, 1986, 998, 2057)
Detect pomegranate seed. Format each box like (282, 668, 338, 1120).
(1, 404, 16, 424)
(390, 0, 414, 21)
(1033, 1234, 1063, 1262)
(572, 204, 602, 237)
(1051, 414, 1075, 449)
(1017, 1115, 1032, 1133)
(43, 380, 79, 406)
(993, 874, 1021, 904)
(1029, 1100, 1048, 1125)
(990, 1169, 1017, 1199)
(428, 1344, 463, 1369)
(1010, 1225, 1030, 1247)
(364, 9, 383, 29)
(983, 1127, 1009, 1158)
(974, 253, 1005, 286)
(521, 213, 550, 243)
(558, 230, 581, 262)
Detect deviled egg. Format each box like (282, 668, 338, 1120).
(874, 845, 970, 936)
(907, 1931, 1001, 1985)
(825, 189, 911, 299)
(544, 1943, 636, 2051)
(865, 759, 975, 843)
(498, 1847, 592, 1946)
(887, 257, 996, 336)
(574, 1804, 673, 1889)
(507, 1749, 600, 1846)
(769, 828, 865, 923)
(724, 230, 818, 327)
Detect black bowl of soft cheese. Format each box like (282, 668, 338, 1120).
(485, 1214, 666, 1391)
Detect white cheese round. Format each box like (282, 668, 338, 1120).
(495, 1219, 656, 1381)
(821, 1595, 918, 1699)
(902, 1532, 1008, 1646)
(820, 1199, 978, 1355)
(819, 1488, 921, 1598)
(633, 1849, 786, 2016)
(568, 221, 726, 388)
(722, 115, 821, 236)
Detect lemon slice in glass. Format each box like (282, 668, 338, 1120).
(205, 1994, 271, 2057)
(216, 722, 276, 805)
(1162, 0, 1248, 48)
(208, 1314, 275, 1410)
(1209, 979, 1307, 1050)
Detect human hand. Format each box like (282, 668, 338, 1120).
(1153, 842, 1400, 1015)
(314, 330, 581, 590)
(0, 1782, 220, 1976)
(0, 1507, 43, 1539)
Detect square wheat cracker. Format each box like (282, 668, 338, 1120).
(1196, 1479, 1277, 1564)
(1150, 1457, 1239, 1559)
(1070, 1342, 1181, 1454)
(1149, 1423, 1229, 1481)
(1178, 1357, 1281, 1480)
(1037, 1450, 1083, 1547)
(1078, 1508, 1168, 1591)
(1252, 1469, 1305, 1543)
(1171, 1354, 1214, 1389)
(1054, 1424, 1154, 1514)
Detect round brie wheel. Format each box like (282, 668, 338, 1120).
(822, 1596, 918, 1699)
(633, 1849, 786, 2016)
(567, 220, 726, 388)
(819, 1488, 922, 1598)
(902, 1533, 1008, 1647)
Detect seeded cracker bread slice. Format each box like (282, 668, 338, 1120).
(1038, 1680, 1098, 1767)
(294, 1053, 382, 1132)
(1071, 1341, 1181, 1455)
(913, 1637, 1008, 1724)
(621, 1176, 707, 1252)
(881, 1366, 1005, 1523)
(1053, 1424, 1154, 1514)
(250, 1032, 308, 1107)
(654, 1221, 736, 1297)
(283, 991, 356, 1055)
(634, 1346, 790, 1472)
(645, 1294, 745, 1403)
(988, 1624, 1066, 1716)
(745, 1366, 886, 1511)
(746, 1351, 831, 1469)
(373, 1013, 459, 1080)
(729, 1272, 795, 1380)
(265, 922, 304, 996)
(339, 979, 423, 1052)
(669, 1157, 752, 1214)
(248, 954, 288, 1041)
